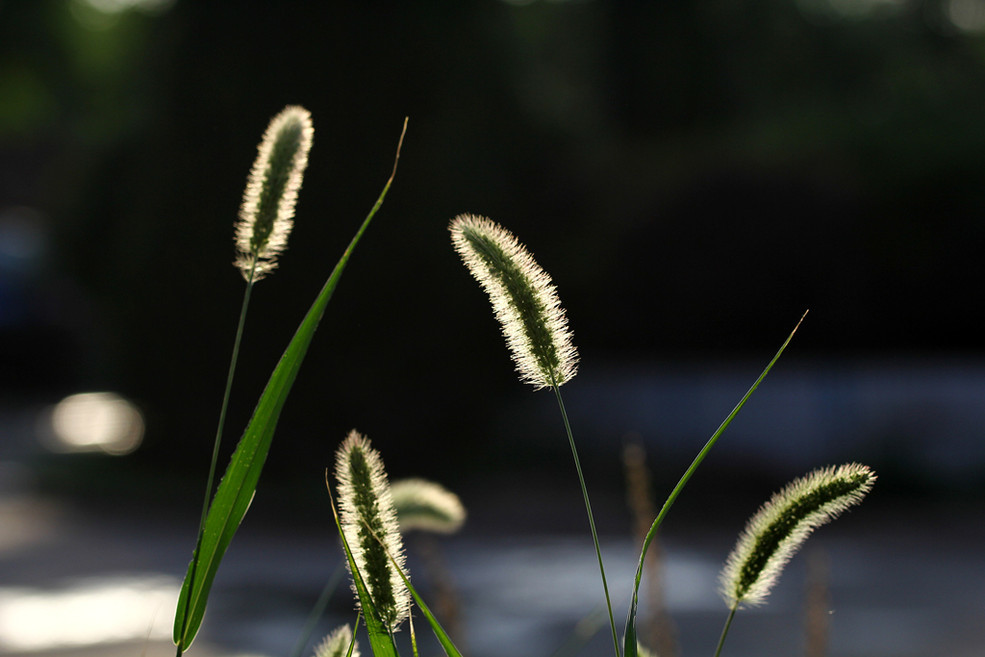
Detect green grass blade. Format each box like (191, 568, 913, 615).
(549, 606, 607, 657)
(409, 611, 419, 657)
(347, 613, 363, 657)
(173, 119, 408, 652)
(326, 474, 399, 657)
(385, 535, 464, 657)
(175, 271, 255, 656)
(289, 563, 346, 657)
(621, 311, 807, 657)
(353, 496, 463, 657)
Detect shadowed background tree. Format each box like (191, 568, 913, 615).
(1, 0, 984, 508)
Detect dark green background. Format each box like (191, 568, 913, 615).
(2, 0, 983, 504)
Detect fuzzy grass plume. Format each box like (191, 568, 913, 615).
(719, 463, 876, 609)
(314, 624, 359, 657)
(390, 478, 466, 534)
(451, 214, 621, 656)
(175, 104, 315, 655)
(235, 105, 314, 280)
(450, 214, 578, 389)
(334, 430, 410, 632)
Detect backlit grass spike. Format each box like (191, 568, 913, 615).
(235, 105, 314, 280)
(390, 478, 466, 534)
(334, 430, 410, 632)
(450, 213, 578, 389)
(314, 624, 360, 657)
(719, 463, 876, 609)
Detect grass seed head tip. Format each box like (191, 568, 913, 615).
(334, 430, 410, 632)
(390, 478, 467, 534)
(719, 463, 876, 609)
(314, 624, 360, 657)
(235, 105, 314, 281)
(449, 213, 578, 389)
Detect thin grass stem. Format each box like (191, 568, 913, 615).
(348, 613, 363, 657)
(549, 606, 607, 657)
(409, 611, 419, 657)
(176, 262, 257, 657)
(713, 606, 738, 657)
(356, 502, 464, 657)
(552, 380, 621, 657)
(623, 313, 806, 656)
(290, 563, 347, 657)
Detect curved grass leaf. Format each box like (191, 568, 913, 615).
(330, 470, 463, 657)
(173, 119, 408, 652)
(347, 615, 362, 657)
(622, 311, 807, 657)
(326, 476, 399, 657)
(382, 526, 464, 657)
(289, 563, 347, 657)
(344, 483, 463, 657)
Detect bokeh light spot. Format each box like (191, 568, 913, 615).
(0, 576, 177, 651)
(946, 0, 985, 31)
(45, 392, 144, 456)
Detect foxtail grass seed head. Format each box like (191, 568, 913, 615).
(390, 478, 467, 534)
(235, 105, 314, 280)
(450, 214, 578, 389)
(334, 430, 410, 632)
(314, 624, 360, 657)
(719, 463, 876, 609)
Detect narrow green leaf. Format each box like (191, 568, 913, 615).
(175, 259, 335, 650)
(549, 607, 607, 657)
(409, 610, 420, 657)
(349, 494, 463, 657)
(174, 119, 408, 651)
(395, 563, 463, 657)
(376, 522, 463, 657)
(347, 614, 363, 657)
(622, 311, 807, 657)
(289, 563, 346, 657)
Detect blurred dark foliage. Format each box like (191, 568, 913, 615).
(1, 0, 984, 492)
